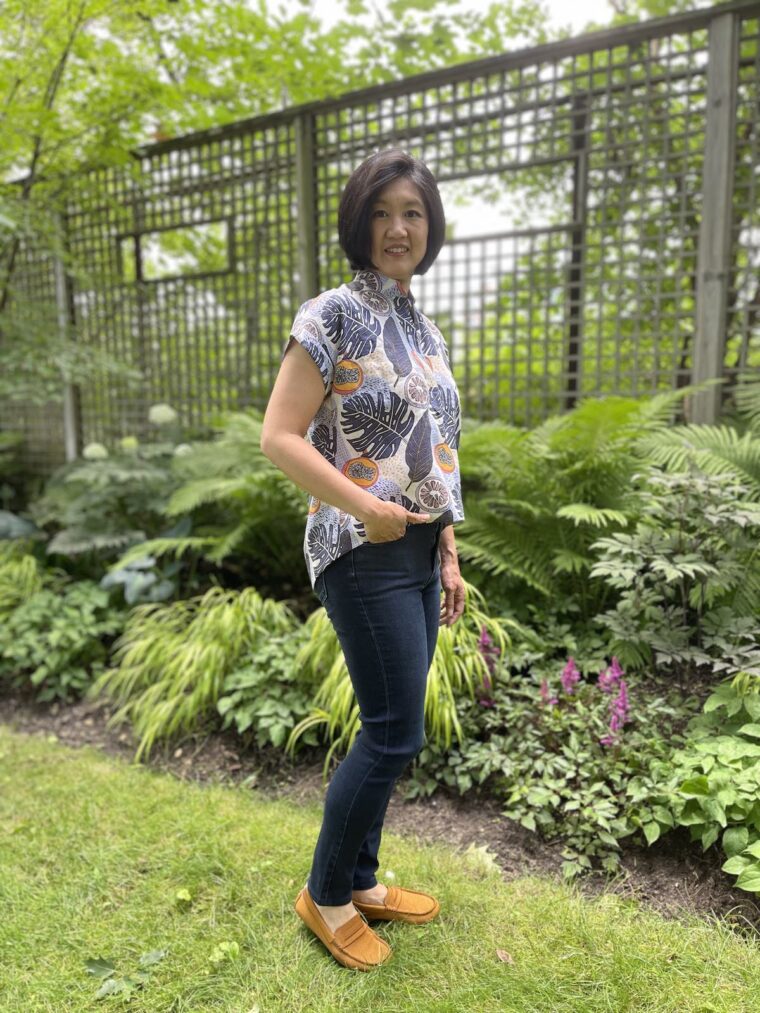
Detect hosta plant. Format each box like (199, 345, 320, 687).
(626, 670, 760, 895)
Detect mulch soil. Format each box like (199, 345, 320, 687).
(2, 688, 759, 939)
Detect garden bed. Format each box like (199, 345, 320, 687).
(2, 687, 758, 937)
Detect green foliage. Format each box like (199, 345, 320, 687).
(84, 950, 167, 1002)
(0, 576, 124, 703)
(627, 671, 760, 896)
(590, 469, 760, 679)
(285, 578, 534, 782)
(405, 652, 698, 881)
(108, 411, 310, 593)
(456, 391, 689, 618)
(29, 432, 185, 564)
(216, 629, 321, 750)
(86, 586, 299, 761)
(0, 541, 44, 614)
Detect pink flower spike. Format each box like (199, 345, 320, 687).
(610, 656, 624, 680)
(561, 657, 581, 694)
(598, 667, 615, 693)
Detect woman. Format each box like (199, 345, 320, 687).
(260, 148, 466, 970)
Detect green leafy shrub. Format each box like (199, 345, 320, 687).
(105, 410, 313, 598)
(627, 671, 760, 895)
(405, 649, 700, 880)
(453, 387, 760, 641)
(29, 425, 186, 570)
(217, 629, 321, 749)
(0, 577, 124, 703)
(590, 468, 760, 680)
(86, 586, 300, 761)
(455, 391, 689, 623)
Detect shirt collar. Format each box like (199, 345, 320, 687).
(352, 267, 415, 304)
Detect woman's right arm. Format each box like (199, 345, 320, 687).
(260, 338, 387, 525)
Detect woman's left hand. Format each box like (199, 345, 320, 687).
(439, 558, 465, 626)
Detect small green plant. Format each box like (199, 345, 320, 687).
(84, 949, 167, 1000)
(0, 576, 124, 702)
(627, 670, 760, 895)
(217, 628, 321, 749)
(405, 651, 699, 880)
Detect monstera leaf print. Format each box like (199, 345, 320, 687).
(405, 411, 433, 484)
(429, 384, 461, 448)
(334, 289, 381, 360)
(312, 423, 337, 465)
(383, 316, 413, 385)
(307, 521, 341, 571)
(342, 389, 415, 459)
(416, 317, 440, 356)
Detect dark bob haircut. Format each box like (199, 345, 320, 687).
(338, 148, 446, 276)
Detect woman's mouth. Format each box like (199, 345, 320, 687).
(385, 247, 409, 256)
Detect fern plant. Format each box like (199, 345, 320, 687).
(284, 577, 536, 783)
(455, 390, 691, 621)
(107, 411, 309, 592)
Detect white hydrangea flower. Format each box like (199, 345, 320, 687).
(82, 442, 108, 460)
(173, 443, 193, 457)
(148, 403, 178, 425)
(120, 435, 139, 452)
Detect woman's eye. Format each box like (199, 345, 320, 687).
(372, 209, 423, 218)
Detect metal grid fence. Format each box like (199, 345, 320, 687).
(1, 0, 758, 475)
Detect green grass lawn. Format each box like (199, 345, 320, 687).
(2, 725, 760, 1013)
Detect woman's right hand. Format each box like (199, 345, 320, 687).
(362, 500, 431, 543)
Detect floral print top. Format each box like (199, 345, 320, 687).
(281, 267, 465, 589)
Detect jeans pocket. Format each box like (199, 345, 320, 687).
(314, 571, 329, 606)
(426, 522, 443, 587)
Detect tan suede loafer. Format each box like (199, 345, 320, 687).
(352, 885, 440, 924)
(294, 886, 393, 971)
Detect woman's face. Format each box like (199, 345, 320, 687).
(368, 177, 429, 290)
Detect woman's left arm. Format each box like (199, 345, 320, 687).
(438, 524, 465, 626)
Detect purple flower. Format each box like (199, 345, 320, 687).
(599, 679, 630, 746)
(478, 626, 500, 674)
(560, 657, 581, 694)
(539, 678, 559, 706)
(598, 656, 625, 693)
(476, 625, 500, 706)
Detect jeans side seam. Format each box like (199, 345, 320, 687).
(318, 554, 392, 904)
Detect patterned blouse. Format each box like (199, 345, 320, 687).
(281, 266, 465, 589)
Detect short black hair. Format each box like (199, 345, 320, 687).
(338, 148, 446, 275)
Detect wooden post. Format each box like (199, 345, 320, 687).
(54, 212, 80, 462)
(690, 11, 739, 423)
(294, 112, 318, 303)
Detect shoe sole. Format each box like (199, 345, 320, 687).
(294, 887, 392, 971)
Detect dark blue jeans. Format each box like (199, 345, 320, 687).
(306, 518, 445, 905)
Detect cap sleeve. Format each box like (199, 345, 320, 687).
(282, 296, 338, 396)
